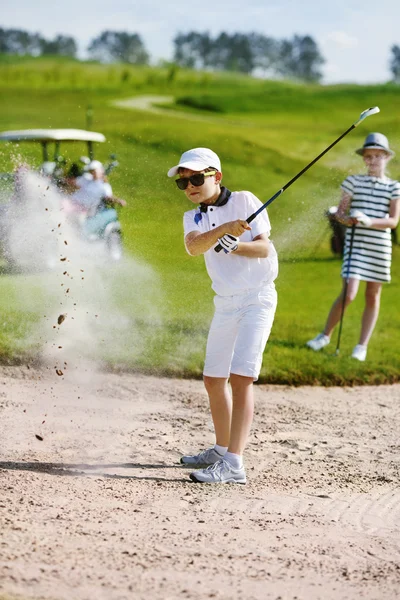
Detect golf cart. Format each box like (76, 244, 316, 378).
(0, 129, 124, 267)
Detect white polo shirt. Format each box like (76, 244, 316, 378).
(183, 190, 278, 297)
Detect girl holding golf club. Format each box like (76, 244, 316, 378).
(307, 132, 400, 361)
(168, 147, 278, 484)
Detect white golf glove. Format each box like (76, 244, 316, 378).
(218, 234, 239, 254)
(350, 209, 372, 228)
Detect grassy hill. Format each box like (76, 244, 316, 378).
(1, 56, 400, 384)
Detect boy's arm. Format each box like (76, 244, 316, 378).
(185, 219, 250, 256)
(233, 233, 269, 258)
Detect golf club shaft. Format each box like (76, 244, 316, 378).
(248, 124, 356, 223)
(335, 224, 356, 354)
(215, 107, 379, 253)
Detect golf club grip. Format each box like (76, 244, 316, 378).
(214, 218, 251, 253)
(214, 191, 281, 252)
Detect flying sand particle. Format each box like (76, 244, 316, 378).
(35, 434, 43, 441)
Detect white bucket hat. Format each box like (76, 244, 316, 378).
(167, 148, 221, 177)
(356, 132, 394, 156)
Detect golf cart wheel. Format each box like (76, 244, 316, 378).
(107, 231, 123, 261)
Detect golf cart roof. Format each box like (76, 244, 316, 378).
(0, 129, 106, 143)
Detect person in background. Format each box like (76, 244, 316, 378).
(168, 147, 278, 484)
(70, 160, 126, 235)
(58, 162, 82, 194)
(306, 133, 400, 361)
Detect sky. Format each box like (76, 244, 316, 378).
(2, 0, 400, 84)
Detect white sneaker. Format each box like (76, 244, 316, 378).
(306, 333, 330, 351)
(180, 447, 223, 466)
(352, 344, 367, 361)
(189, 458, 246, 484)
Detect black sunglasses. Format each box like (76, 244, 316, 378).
(175, 171, 216, 190)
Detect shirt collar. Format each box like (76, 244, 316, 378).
(199, 187, 232, 212)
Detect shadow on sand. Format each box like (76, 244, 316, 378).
(0, 461, 190, 483)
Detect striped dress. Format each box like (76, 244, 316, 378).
(341, 175, 400, 283)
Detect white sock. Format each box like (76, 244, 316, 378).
(214, 444, 228, 456)
(224, 451, 243, 469)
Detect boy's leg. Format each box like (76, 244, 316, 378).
(188, 374, 253, 484)
(203, 376, 232, 447)
(228, 285, 276, 455)
(202, 295, 238, 446)
(180, 377, 231, 467)
(181, 299, 237, 466)
(227, 374, 254, 455)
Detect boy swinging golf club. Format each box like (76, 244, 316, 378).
(168, 148, 278, 484)
(168, 109, 380, 483)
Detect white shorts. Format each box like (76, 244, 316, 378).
(203, 283, 277, 381)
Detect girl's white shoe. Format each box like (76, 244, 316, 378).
(306, 333, 330, 351)
(351, 344, 367, 361)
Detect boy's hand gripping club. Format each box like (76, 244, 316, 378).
(214, 106, 380, 253)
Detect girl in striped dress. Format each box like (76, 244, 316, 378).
(307, 132, 400, 361)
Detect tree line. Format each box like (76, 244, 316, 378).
(0, 28, 77, 57)
(0, 27, 149, 64)
(173, 32, 324, 81)
(2, 26, 400, 83)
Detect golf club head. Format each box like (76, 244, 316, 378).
(354, 106, 380, 127)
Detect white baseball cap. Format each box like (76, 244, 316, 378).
(167, 147, 221, 177)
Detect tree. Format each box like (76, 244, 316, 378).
(0, 27, 43, 55)
(248, 33, 280, 76)
(389, 45, 400, 83)
(40, 35, 77, 57)
(212, 33, 255, 74)
(173, 32, 213, 68)
(87, 31, 149, 64)
(277, 35, 324, 82)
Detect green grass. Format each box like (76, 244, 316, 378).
(1, 55, 400, 384)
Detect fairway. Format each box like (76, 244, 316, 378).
(1, 57, 400, 385)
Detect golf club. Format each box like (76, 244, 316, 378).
(215, 106, 380, 253)
(335, 223, 356, 355)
